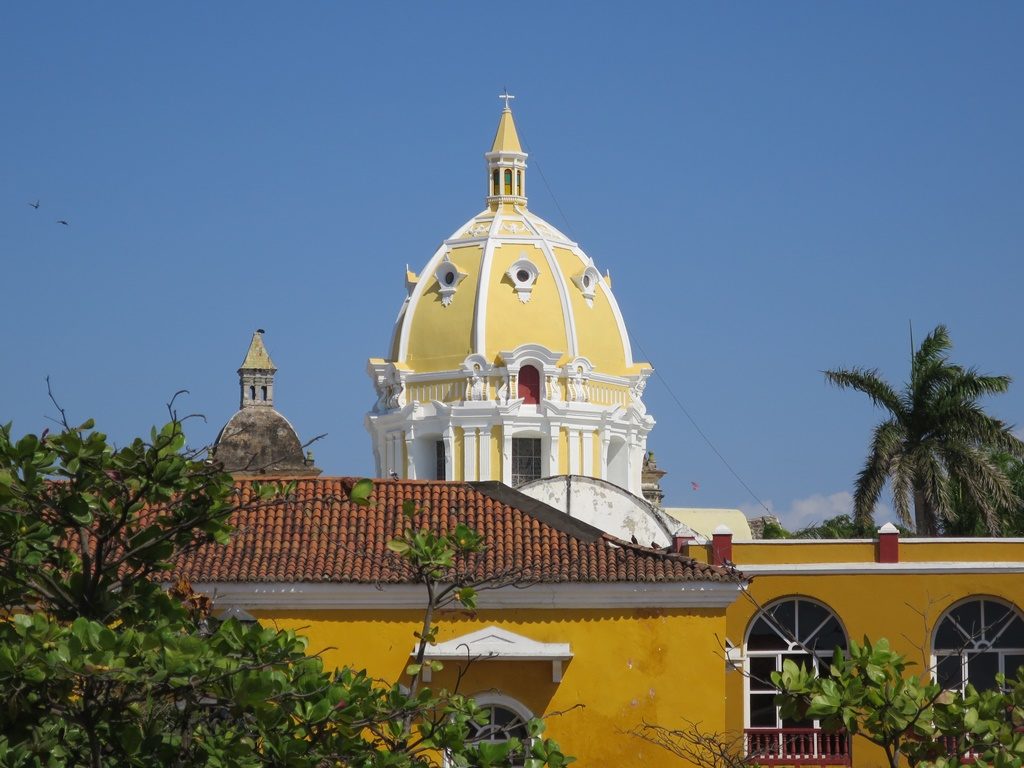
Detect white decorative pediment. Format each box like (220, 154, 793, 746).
(498, 344, 563, 373)
(434, 255, 468, 307)
(571, 261, 601, 307)
(414, 626, 572, 682)
(505, 253, 540, 303)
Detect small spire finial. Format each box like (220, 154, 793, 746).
(499, 88, 515, 111)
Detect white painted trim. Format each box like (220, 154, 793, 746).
(903, 537, 1024, 544)
(734, 539, 875, 545)
(191, 581, 744, 609)
(416, 626, 572, 682)
(517, 205, 578, 358)
(738, 561, 1024, 575)
(472, 213, 502, 356)
(734, 537, 1024, 545)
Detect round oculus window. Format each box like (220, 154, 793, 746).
(516, 269, 530, 284)
(582, 275, 591, 288)
(443, 271, 455, 286)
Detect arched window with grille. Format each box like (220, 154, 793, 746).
(461, 694, 533, 768)
(743, 597, 850, 763)
(933, 597, 1024, 692)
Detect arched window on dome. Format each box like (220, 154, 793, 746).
(492, 169, 500, 197)
(518, 365, 541, 405)
(933, 597, 1024, 693)
(504, 169, 513, 196)
(745, 597, 848, 748)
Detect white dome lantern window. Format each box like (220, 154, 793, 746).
(572, 264, 601, 307)
(506, 254, 540, 303)
(434, 255, 467, 307)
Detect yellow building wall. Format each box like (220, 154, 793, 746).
(558, 428, 569, 475)
(261, 607, 729, 768)
(723, 566, 1024, 768)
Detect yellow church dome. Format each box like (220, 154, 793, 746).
(367, 96, 654, 496)
(388, 103, 648, 378)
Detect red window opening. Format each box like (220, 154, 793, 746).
(518, 365, 541, 404)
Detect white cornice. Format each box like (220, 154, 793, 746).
(191, 581, 745, 609)
(739, 561, 1024, 576)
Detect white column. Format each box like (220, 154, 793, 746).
(599, 429, 610, 480)
(502, 430, 512, 484)
(464, 428, 478, 482)
(568, 428, 580, 475)
(628, 434, 644, 495)
(478, 425, 492, 480)
(404, 434, 416, 480)
(387, 433, 399, 477)
(582, 430, 594, 477)
(443, 427, 455, 481)
(547, 425, 560, 476)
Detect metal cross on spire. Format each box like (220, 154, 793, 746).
(499, 88, 515, 111)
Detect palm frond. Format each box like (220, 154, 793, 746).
(853, 420, 905, 526)
(824, 367, 904, 416)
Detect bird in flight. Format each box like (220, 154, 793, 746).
(56, 220, 69, 226)
(690, 481, 700, 491)
(28, 200, 40, 209)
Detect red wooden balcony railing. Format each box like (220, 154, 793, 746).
(744, 728, 852, 766)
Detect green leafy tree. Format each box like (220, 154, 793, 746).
(825, 324, 1024, 536)
(0, 413, 572, 768)
(773, 637, 1024, 768)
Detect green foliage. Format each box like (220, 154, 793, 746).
(792, 513, 888, 539)
(825, 324, 1024, 535)
(773, 636, 1024, 768)
(0, 419, 573, 767)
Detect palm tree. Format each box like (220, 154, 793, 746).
(825, 325, 1024, 536)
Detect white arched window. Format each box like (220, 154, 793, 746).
(462, 693, 533, 768)
(745, 597, 848, 730)
(933, 597, 1024, 692)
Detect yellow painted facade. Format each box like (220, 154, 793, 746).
(261, 607, 729, 767)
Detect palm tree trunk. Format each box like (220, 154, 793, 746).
(913, 487, 936, 536)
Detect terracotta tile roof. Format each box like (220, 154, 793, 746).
(174, 477, 741, 585)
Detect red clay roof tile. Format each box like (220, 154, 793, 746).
(172, 477, 740, 585)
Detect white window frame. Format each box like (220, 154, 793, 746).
(931, 596, 1024, 693)
(743, 596, 849, 731)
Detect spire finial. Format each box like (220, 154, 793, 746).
(499, 88, 515, 112)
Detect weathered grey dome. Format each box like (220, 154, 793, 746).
(212, 330, 321, 477)
(213, 407, 318, 476)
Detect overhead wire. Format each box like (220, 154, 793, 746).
(521, 130, 774, 517)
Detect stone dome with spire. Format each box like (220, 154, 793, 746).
(213, 330, 320, 477)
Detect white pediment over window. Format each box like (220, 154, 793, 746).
(414, 626, 572, 682)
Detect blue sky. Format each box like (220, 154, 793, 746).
(3, 3, 1023, 529)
